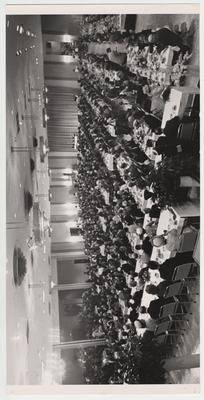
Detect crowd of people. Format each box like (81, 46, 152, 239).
(74, 15, 200, 384)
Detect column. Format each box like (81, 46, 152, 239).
(53, 338, 106, 350)
(51, 282, 91, 291)
(51, 251, 85, 259)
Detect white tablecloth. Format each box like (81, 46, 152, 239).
(150, 207, 185, 263)
(103, 152, 114, 171)
(99, 216, 107, 232)
(161, 86, 200, 129)
(101, 188, 110, 205)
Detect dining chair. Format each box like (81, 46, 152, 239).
(152, 331, 182, 347)
(159, 299, 193, 320)
(163, 281, 188, 299)
(177, 225, 198, 253)
(177, 120, 198, 144)
(172, 262, 198, 282)
(154, 318, 188, 337)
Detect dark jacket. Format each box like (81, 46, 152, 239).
(159, 251, 194, 282)
(147, 297, 175, 319)
(142, 236, 153, 256)
(144, 114, 161, 131)
(149, 205, 161, 219)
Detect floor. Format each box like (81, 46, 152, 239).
(6, 16, 53, 384)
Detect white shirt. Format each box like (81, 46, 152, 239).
(123, 134, 132, 142)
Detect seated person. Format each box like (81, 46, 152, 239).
(109, 30, 135, 44)
(155, 136, 183, 156)
(105, 59, 126, 75)
(122, 146, 149, 165)
(106, 47, 127, 66)
(128, 289, 143, 309)
(127, 205, 144, 219)
(147, 251, 194, 282)
(118, 291, 130, 307)
(151, 234, 167, 248)
(128, 29, 152, 48)
(122, 263, 135, 275)
(144, 188, 155, 200)
(145, 220, 158, 238)
(135, 235, 153, 257)
(144, 204, 161, 219)
(138, 318, 157, 332)
(155, 136, 198, 157)
(145, 281, 169, 298)
(115, 282, 126, 291)
(139, 329, 154, 344)
(123, 214, 135, 226)
(141, 113, 162, 131)
(153, 115, 199, 156)
(148, 27, 190, 53)
(139, 296, 177, 320)
(127, 309, 139, 323)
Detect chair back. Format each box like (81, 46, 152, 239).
(152, 334, 167, 345)
(159, 302, 177, 318)
(177, 226, 198, 253)
(154, 320, 171, 336)
(172, 263, 195, 281)
(163, 281, 184, 298)
(152, 332, 179, 346)
(193, 231, 200, 265)
(177, 122, 195, 143)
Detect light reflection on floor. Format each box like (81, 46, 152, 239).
(6, 15, 52, 384)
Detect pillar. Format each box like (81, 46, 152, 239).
(53, 338, 106, 350)
(51, 282, 91, 291)
(51, 251, 86, 259)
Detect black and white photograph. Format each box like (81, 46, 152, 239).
(5, 5, 200, 389)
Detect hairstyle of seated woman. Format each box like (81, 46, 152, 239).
(148, 260, 160, 270)
(145, 284, 159, 295)
(152, 235, 167, 247)
(139, 306, 147, 314)
(134, 319, 147, 329)
(137, 319, 147, 328)
(146, 139, 154, 148)
(128, 310, 139, 323)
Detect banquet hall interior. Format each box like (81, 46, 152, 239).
(6, 13, 200, 385)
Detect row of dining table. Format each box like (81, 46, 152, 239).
(83, 61, 200, 338)
(118, 199, 199, 335)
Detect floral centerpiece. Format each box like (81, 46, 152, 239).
(127, 44, 192, 87)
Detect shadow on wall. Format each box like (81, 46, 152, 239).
(57, 259, 87, 284)
(61, 348, 85, 384)
(44, 62, 79, 81)
(58, 289, 87, 342)
(41, 15, 82, 36)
